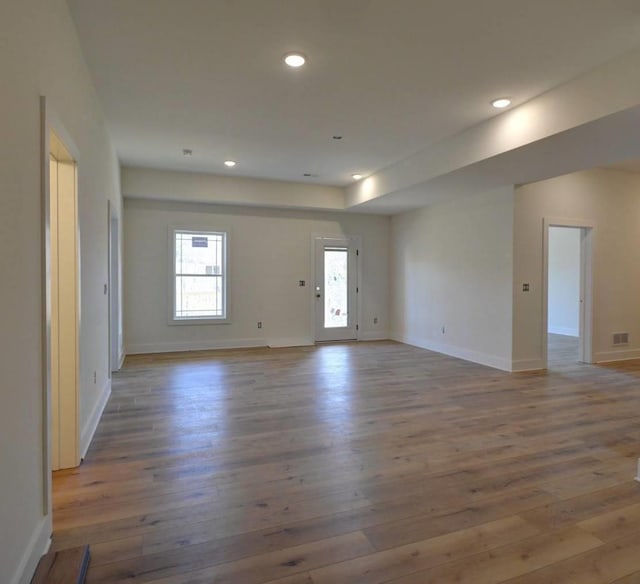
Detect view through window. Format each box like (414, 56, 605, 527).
(173, 230, 227, 320)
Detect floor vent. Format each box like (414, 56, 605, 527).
(613, 332, 629, 346)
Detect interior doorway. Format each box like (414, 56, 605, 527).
(47, 130, 80, 471)
(543, 221, 594, 368)
(313, 236, 359, 342)
(108, 206, 120, 372)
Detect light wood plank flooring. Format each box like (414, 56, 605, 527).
(548, 333, 580, 368)
(52, 341, 640, 583)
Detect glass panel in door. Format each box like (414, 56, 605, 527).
(324, 248, 348, 328)
(314, 237, 358, 342)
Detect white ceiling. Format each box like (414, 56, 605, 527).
(69, 0, 640, 187)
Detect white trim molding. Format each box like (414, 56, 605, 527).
(11, 515, 51, 584)
(268, 337, 314, 348)
(169, 226, 230, 326)
(81, 379, 112, 459)
(126, 338, 267, 355)
(392, 333, 512, 372)
(358, 331, 390, 341)
(511, 358, 546, 372)
(593, 349, 640, 363)
(542, 217, 596, 369)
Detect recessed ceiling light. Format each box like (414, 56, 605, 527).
(224, 160, 237, 167)
(283, 52, 306, 68)
(491, 98, 511, 109)
(352, 174, 363, 180)
(182, 148, 193, 156)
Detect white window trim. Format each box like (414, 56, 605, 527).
(169, 227, 231, 325)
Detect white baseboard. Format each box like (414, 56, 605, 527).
(594, 348, 640, 363)
(548, 326, 578, 337)
(11, 515, 51, 584)
(359, 330, 389, 341)
(511, 358, 546, 372)
(268, 337, 314, 348)
(391, 333, 512, 372)
(81, 378, 111, 459)
(126, 338, 267, 354)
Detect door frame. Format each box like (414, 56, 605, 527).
(40, 96, 81, 513)
(311, 234, 361, 343)
(542, 217, 595, 367)
(107, 201, 121, 372)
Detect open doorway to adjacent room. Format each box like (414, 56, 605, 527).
(544, 222, 593, 368)
(41, 96, 83, 520)
(47, 130, 80, 472)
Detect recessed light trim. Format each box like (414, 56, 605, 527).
(283, 52, 306, 68)
(224, 160, 237, 167)
(352, 174, 363, 180)
(491, 98, 511, 109)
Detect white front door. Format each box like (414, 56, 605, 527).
(314, 237, 358, 342)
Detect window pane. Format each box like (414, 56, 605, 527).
(175, 276, 224, 318)
(324, 248, 348, 328)
(175, 232, 224, 276)
(174, 230, 226, 320)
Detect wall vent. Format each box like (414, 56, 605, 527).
(613, 332, 629, 346)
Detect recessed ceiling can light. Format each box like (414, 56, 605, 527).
(224, 160, 237, 167)
(352, 174, 363, 180)
(182, 148, 193, 156)
(491, 98, 511, 109)
(283, 52, 306, 68)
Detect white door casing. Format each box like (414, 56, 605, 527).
(542, 218, 595, 367)
(313, 236, 359, 342)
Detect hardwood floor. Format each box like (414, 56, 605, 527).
(52, 341, 640, 583)
(547, 333, 580, 368)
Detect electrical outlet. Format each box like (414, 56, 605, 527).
(442, 326, 445, 334)
(257, 321, 262, 329)
(298, 280, 306, 287)
(93, 371, 97, 384)
(373, 317, 378, 324)
(522, 283, 530, 292)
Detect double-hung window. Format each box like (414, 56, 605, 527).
(172, 229, 227, 323)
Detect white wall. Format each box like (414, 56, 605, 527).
(548, 227, 580, 337)
(389, 186, 515, 371)
(124, 199, 389, 352)
(514, 168, 640, 368)
(0, 2, 121, 583)
(123, 166, 345, 210)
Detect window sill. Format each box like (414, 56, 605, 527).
(169, 317, 231, 326)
